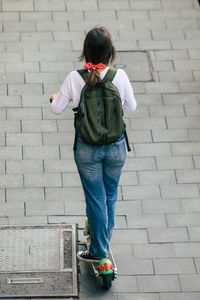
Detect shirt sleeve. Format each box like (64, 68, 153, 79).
(120, 69, 137, 113)
(51, 72, 73, 114)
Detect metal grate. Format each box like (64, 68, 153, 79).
(0, 224, 78, 298)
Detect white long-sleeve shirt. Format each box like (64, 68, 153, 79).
(51, 67, 137, 114)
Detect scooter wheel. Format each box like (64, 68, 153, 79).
(102, 274, 113, 290)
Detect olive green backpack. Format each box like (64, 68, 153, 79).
(73, 68, 131, 151)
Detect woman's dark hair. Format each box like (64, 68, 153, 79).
(79, 26, 116, 85)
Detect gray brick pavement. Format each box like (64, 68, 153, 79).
(0, 0, 200, 298)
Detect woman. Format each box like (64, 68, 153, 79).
(51, 26, 137, 262)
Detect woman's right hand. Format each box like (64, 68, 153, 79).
(51, 93, 58, 102)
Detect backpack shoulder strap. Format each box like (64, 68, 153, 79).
(77, 69, 89, 83)
(103, 68, 117, 83)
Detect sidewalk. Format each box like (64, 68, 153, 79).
(0, 0, 200, 299)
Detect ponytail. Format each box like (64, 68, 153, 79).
(86, 70, 101, 86)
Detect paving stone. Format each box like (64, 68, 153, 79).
(162, 0, 194, 10)
(119, 171, 138, 185)
(130, 118, 166, 130)
(172, 39, 200, 50)
(26, 72, 61, 83)
(111, 229, 148, 244)
(0, 32, 20, 42)
(0, 202, 25, 217)
(166, 19, 198, 29)
(160, 292, 200, 300)
(142, 199, 182, 214)
(39, 42, 72, 53)
(0, 146, 22, 160)
(22, 120, 57, 132)
(0, 12, 19, 21)
(45, 187, 84, 201)
(66, 0, 98, 11)
(193, 156, 200, 168)
(133, 243, 176, 258)
(7, 108, 42, 120)
(26, 200, 64, 216)
(9, 84, 43, 96)
(167, 213, 200, 227)
(152, 130, 189, 142)
(171, 142, 200, 155)
(6, 188, 44, 202)
(20, 12, 51, 21)
(116, 293, 159, 300)
(98, 1, 129, 10)
(37, 21, 68, 32)
(150, 105, 185, 117)
(24, 173, 62, 188)
(52, 11, 84, 21)
(6, 42, 38, 52)
(57, 119, 74, 132)
(6, 160, 43, 174)
(0, 174, 23, 188)
(112, 245, 154, 275)
(62, 172, 82, 187)
(180, 275, 200, 291)
(137, 274, 180, 292)
(176, 170, 200, 184)
(127, 214, 166, 228)
(34, 0, 65, 11)
(163, 93, 199, 105)
(6, 133, 42, 146)
(2, 1, 34, 11)
(134, 143, 171, 157)
(181, 198, 200, 213)
(22, 95, 49, 107)
(151, 8, 181, 18)
(0, 217, 8, 225)
(188, 49, 200, 59)
(154, 50, 188, 60)
(134, 19, 165, 29)
(138, 40, 171, 50)
(127, 130, 152, 143)
(40, 61, 73, 72)
(189, 129, 200, 141)
(138, 170, 176, 185)
(152, 60, 174, 71)
(23, 146, 59, 160)
(185, 104, 200, 116)
(135, 94, 162, 106)
(0, 133, 5, 146)
(156, 156, 193, 169)
(193, 71, 200, 81)
(0, 73, 24, 84)
(122, 185, 160, 200)
(152, 29, 184, 40)
(9, 216, 48, 225)
(195, 258, 200, 273)
(0, 161, 5, 174)
(43, 133, 73, 145)
(158, 71, 193, 82)
(21, 32, 53, 42)
(130, 0, 161, 10)
(44, 159, 76, 173)
(161, 184, 199, 199)
(117, 11, 148, 21)
(145, 82, 180, 94)
(173, 242, 200, 257)
(148, 228, 189, 243)
(167, 117, 200, 129)
(174, 60, 200, 71)
(3, 22, 36, 32)
(153, 258, 196, 274)
(116, 200, 142, 216)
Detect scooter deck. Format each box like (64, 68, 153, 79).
(85, 235, 118, 279)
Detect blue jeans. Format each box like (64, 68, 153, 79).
(74, 135, 127, 259)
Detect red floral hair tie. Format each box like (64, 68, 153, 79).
(84, 63, 106, 70)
